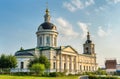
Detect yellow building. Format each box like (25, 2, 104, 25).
(14, 8, 97, 74)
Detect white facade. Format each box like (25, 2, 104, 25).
(14, 8, 98, 74)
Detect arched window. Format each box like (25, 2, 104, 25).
(64, 63, 66, 70)
(46, 36, 50, 45)
(89, 66, 91, 71)
(54, 37, 56, 46)
(40, 37, 42, 45)
(80, 65, 81, 71)
(84, 66, 85, 71)
(21, 62, 24, 69)
(86, 47, 89, 53)
(53, 62, 56, 69)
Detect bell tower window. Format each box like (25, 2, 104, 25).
(86, 47, 89, 53)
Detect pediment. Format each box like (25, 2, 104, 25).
(61, 46, 78, 55)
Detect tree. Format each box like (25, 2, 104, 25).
(96, 67, 107, 75)
(29, 55, 50, 69)
(31, 63, 45, 75)
(7, 55, 17, 68)
(39, 55, 50, 69)
(0, 54, 17, 69)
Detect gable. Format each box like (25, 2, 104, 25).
(61, 46, 78, 55)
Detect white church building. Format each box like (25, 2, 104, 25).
(13, 8, 98, 74)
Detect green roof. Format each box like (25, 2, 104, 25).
(17, 46, 61, 52)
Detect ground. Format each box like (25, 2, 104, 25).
(0, 75, 79, 79)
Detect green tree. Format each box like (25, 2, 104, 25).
(31, 63, 45, 75)
(96, 67, 107, 75)
(29, 55, 50, 69)
(0, 54, 7, 68)
(7, 55, 17, 68)
(0, 54, 17, 68)
(38, 55, 50, 69)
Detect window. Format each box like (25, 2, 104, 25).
(40, 37, 42, 45)
(80, 65, 81, 70)
(86, 47, 89, 53)
(84, 66, 85, 71)
(21, 62, 24, 69)
(54, 37, 56, 46)
(53, 62, 56, 69)
(46, 36, 50, 45)
(64, 63, 66, 70)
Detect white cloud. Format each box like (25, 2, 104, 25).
(107, 0, 120, 4)
(71, 0, 84, 9)
(63, 2, 76, 12)
(97, 26, 112, 37)
(55, 17, 79, 38)
(77, 22, 88, 39)
(94, 6, 106, 13)
(85, 0, 95, 7)
(63, 0, 95, 12)
(113, 0, 120, 3)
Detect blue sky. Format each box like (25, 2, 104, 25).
(0, 0, 120, 67)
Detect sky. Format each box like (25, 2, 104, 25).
(0, 0, 120, 67)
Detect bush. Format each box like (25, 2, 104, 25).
(59, 72, 65, 76)
(12, 72, 30, 76)
(68, 74, 74, 76)
(42, 72, 49, 77)
(0, 68, 10, 74)
(88, 75, 118, 79)
(49, 72, 65, 77)
(30, 63, 45, 76)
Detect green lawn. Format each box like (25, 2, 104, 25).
(0, 75, 79, 79)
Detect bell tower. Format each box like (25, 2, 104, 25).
(36, 8, 58, 47)
(83, 32, 95, 55)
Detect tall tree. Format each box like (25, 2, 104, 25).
(7, 55, 17, 68)
(0, 54, 17, 69)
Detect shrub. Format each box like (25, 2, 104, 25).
(12, 72, 30, 76)
(49, 72, 60, 77)
(30, 63, 45, 76)
(42, 72, 49, 77)
(68, 74, 74, 76)
(59, 72, 65, 76)
(49, 72, 65, 77)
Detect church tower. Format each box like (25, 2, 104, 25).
(36, 8, 58, 47)
(83, 32, 95, 55)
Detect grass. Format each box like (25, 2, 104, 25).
(0, 75, 79, 79)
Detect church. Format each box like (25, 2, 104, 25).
(13, 8, 98, 74)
